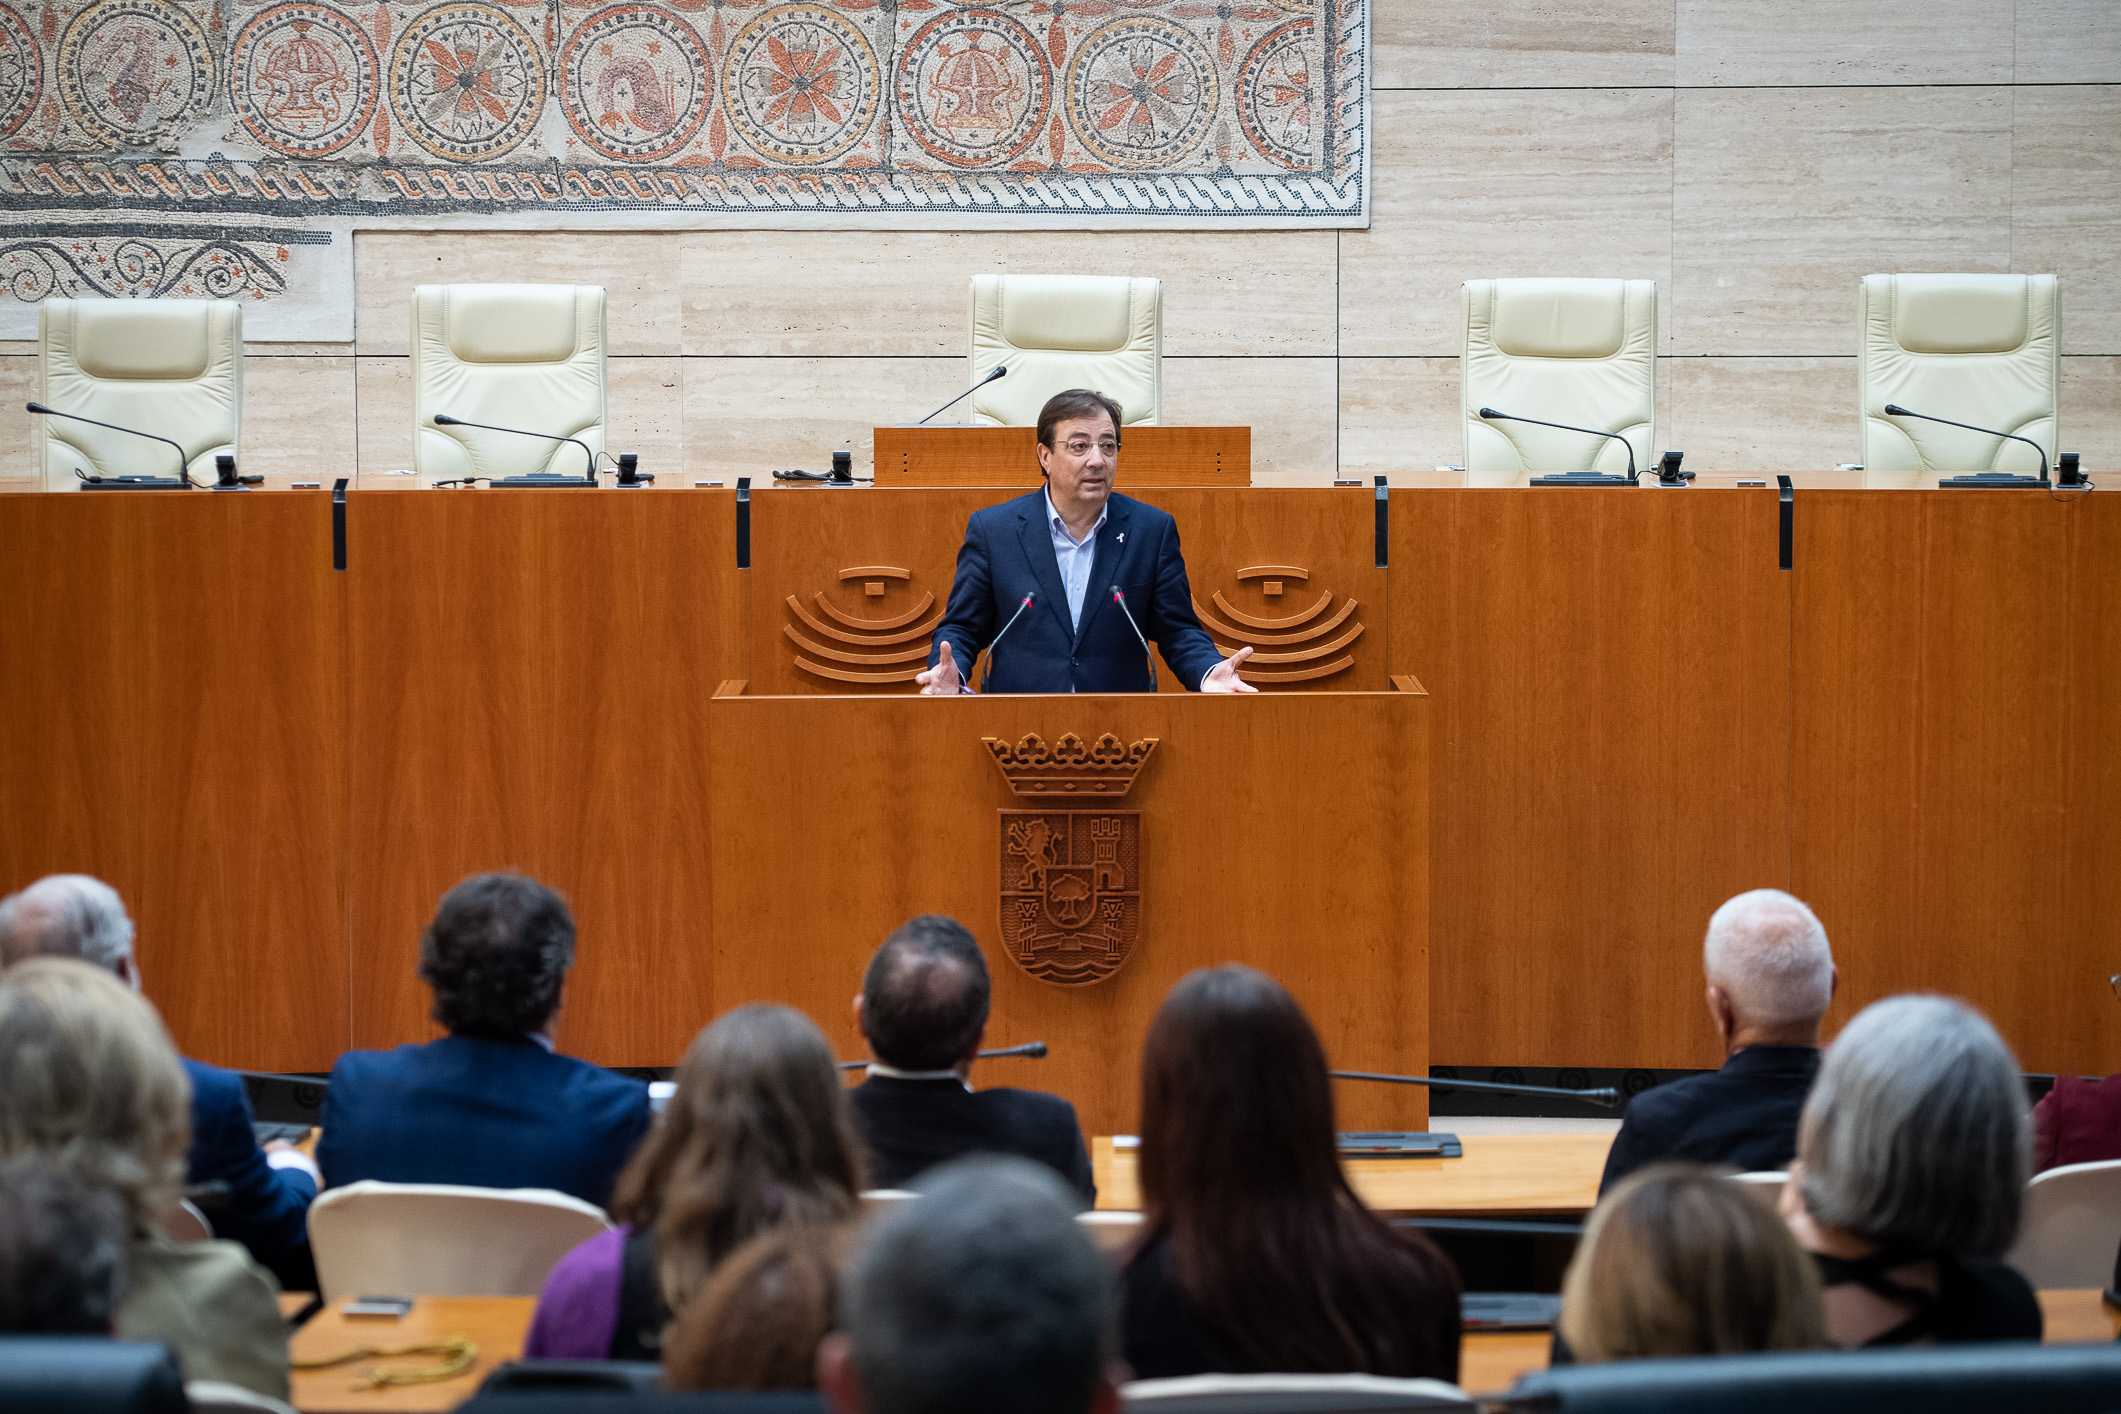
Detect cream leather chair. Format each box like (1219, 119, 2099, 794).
(1859, 273, 2059, 488)
(37, 297, 241, 490)
(412, 284, 607, 483)
(1461, 279, 1656, 487)
(2005, 1159, 2121, 1290)
(308, 1181, 611, 1299)
(968, 275, 1160, 426)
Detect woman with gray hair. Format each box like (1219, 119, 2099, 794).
(1783, 994, 2041, 1347)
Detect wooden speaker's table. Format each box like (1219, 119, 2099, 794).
(873, 426, 1250, 486)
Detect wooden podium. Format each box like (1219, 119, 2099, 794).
(872, 426, 1250, 487)
(706, 680, 1430, 1137)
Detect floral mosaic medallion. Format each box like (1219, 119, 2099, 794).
(231, 2, 380, 158)
(896, 9, 1050, 169)
(560, 4, 712, 163)
(0, 6, 39, 141)
(388, 1, 546, 161)
(59, 0, 215, 145)
(1237, 18, 1313, 171)
(722, 4, 880, 166)
(1063, 15, 1216, 169)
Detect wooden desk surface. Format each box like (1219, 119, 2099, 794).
(288, 1296, 533, 1414)
(1094, 1132, 1613, 1216)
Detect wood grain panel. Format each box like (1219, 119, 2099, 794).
(0, 493, 348, 1070)
(344, 491, 737, 1064)
(1394, 489, 1793, 1069)
(1792, 490, 2121, 1073)
(872, 427, 1250, 487)
(707, 689, 1428, 1138)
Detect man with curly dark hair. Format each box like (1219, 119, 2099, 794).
(317, 873, 651, 1208)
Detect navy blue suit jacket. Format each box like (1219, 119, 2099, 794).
(317, 1035, 652, 1210)
(929, 490, 1223, 693)
(182, 1057, 316, 1286)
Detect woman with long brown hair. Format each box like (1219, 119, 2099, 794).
(523, 1003, 866, 1360)
(1121, 965, 1461, 1380)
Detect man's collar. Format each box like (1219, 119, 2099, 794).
(866, 1061, 973, 1092)
(1044, 486, 1108, 544)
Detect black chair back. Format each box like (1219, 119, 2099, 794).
(479, 1361, 664, 1395)
(0, 1338, 186, 1414)
(457, 1392, 827, 1413)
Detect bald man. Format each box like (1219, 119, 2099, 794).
(1598, 889, 1839, 1192)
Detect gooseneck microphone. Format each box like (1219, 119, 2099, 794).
(839, 1041, 1048, 1071)
(916, 364, 1007, 425)
(28, 402, 194, 487)
(432, 413, 597, 484)
(1111, 588, 1158, 691)
(1883, 404, 2050, 487)
(1332, 1068, 1624, 1109)
(1478, 406, 1637, 484)
(979, 593, 1035, 693)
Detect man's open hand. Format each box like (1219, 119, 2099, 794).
(1202, 646, 1258, 694)
(916, 640, 967, 696)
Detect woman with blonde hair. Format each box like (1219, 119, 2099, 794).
(1559, 1162, 1824, 1361)
(0, 958, 287, 1396)
(524, 1003, 866, 1359)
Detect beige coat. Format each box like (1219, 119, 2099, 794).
(116, 1230, 289, 1398)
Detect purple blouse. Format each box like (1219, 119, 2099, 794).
(523, 1223, 630, 1359)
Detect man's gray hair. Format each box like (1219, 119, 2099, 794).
(1798, 994, 2029, 1259)
(0, 876, 135, 972)
(843, 1155, 1111, 1414)
(1702, 889, 1833, 1026)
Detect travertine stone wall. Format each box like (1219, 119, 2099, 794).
(4, 0, 2115, 488)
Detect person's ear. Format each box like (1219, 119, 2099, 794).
(1827, 965, 1840, 1003)
(1705, 983, 1736, 1047)
(1037, 440, 1054, 479)
(852, 993, 864, 1029)
(817, 1333, 863, 1414)
(115, 954, 141, 993)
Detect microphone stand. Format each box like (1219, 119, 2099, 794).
(28, 402, 194, 487)
(1111, 589, 1158, 691)
(432, 413, 598, 485)
(1477, 407, 1637, 486)
(1883, 404, 2050, 487)
(980, 594, 1036, 693)
(839, 1041, 1048, 1071)
(1332, 1068, 1623, 1109)
(915, 364, 1008, 425)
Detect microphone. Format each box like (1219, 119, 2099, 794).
(1110, 588, 1158, 691)
(915, 364, 1007, 425)
(1883, 404, 2050, 487)
(839, 1041, 1048, 1071)
(432, 413, 597, 485)
(1331, 1068, 1624, 1109)
(1477, 406, 1636, 484)
(979, 593, 1035, 693)
(27, 402, 193, 487)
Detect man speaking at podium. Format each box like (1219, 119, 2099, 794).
(916, 389, 1256, 695)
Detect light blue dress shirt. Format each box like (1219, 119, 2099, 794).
(1045, 487, 1108, 631)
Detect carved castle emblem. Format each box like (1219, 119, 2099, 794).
(984, 733, 1157, 988)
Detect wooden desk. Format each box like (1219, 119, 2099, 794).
(1093, 1132, 1611, 1216)
(289, 1296, 532, 1414)
(872, 426, 1249, 487)
(2039, 1288, 2121, 1344)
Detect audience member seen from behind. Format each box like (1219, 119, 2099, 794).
(662, 1221, 856, 1391)
(0, 875, 320, 1290)
(318, 872, 650, 1206)
(2029, 972, 2121, 1172)
(0, 1158, 129, 1333)
(0, 959, 288, 1396)
(846, 915, 1094, 1205)
(1559, 1162, 1824, 1361)
(1601, 889, 1835, 1192)
(524, 1004, 865, 1360)
(819, 1156, 1118, 1414)
(1122, 965, 1461, 1382)
(1784, 994, 2040, 1347)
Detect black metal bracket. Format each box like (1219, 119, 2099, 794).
(735, 476, 751, 569)
(1777, 475, 1793, 571)
(331, 478, 348, 572)
(1374, 476, 1389, 568)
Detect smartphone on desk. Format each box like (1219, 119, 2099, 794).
(340, 1296, 413, 1319)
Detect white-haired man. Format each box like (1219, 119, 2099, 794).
(1598, 888, 1838, 1192)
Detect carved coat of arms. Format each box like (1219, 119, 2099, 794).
(983, 732, 1157, 988)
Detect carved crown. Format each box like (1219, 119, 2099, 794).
(983, 732, 1159, 804)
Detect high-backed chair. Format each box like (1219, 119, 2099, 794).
(37, 298, 241, 490)
(1859, 274, 2060, 488)
(967, 275, 1160, 426)
(1461, 279, 1656, 487)
(307, 1182, 611, 1299)
(412, 284, 607, 483)
(0, 1339, 187, 1414)
(1124, 1374, 1474, 1412)
(2006, 1158, 2121, 1289)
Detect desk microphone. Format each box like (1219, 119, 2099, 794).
(915, 364, 1007, 425)
(1111, 588, 1158, 691)
(979, 593, 1035, 693)
(432, 413, 598, 484)
(1478, 407, 1636, 484)
(1331, 1068, 1623, 1109)
(28, 402, 194, 487)
(839, 1041, 1048, 1071)
(1883, 404, 2050, 487)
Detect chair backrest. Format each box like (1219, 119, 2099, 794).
(1078, 1208, 1144, 1254)
(37, 298, 242, 490)
(0, 1338, 187, 1414)
(411, 284, 608, 483)
(307, 1181, 612, 1299)
(1460, 278, 1656, 486)
(1858, 273, 2059, 488)
(1495, 1342, 2121, 1414)
(1123, 1373, 1474, 1413)
(159, 1198, 213, 1242)
(1727, 1171, 1788, 1207)
(185, 1380, 301, 1414)
(478, 1361, 662, 1397)
(457, 1395, 825, 1413)
(858, 1188, 918, 1218)
(2006, 1157, 2121, 1289)
(968, 275, 1161, 427)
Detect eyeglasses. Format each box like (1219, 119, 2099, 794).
(1060, 438, 1120, 457)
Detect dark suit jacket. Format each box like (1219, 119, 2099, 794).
(929, 489, 1223, 693)
(182, 1057, 316, 1289)
(317, 1035, 651, 1210)
(847, 1074, 1096, 1206)
(1599, 1045, 1819, 1192)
